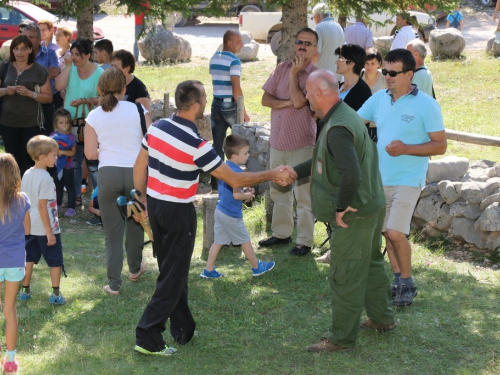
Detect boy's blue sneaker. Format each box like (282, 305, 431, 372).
(19, 288, 32, 301)
(200, 268, 224, 279)
(49, 293, 66, 305)
(252, 260, 275, 276)
(134, 344, 177, 356)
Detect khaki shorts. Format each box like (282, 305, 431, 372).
(382, 185, 421, 235)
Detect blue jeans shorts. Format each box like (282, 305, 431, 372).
(0, 267, 25, 282)
(25, 234, 64, 267)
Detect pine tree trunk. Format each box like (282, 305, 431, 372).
(277, 0, 308, 64)
(77, 3, 94, 42)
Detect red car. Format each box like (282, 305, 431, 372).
(0, 1, 105, 47)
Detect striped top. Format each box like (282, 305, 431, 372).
(209, 51, 241, 98)
(142, 115, 222, 203)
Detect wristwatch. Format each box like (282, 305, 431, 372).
(32, 91, 37, 100)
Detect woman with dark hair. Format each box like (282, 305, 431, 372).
(0, 35, 53, 174)
(84, 68, 152, 296)
(55, 39, 103, 206)
(361, 48, 387, 94)
(334, 44, 372, 111)
(111, 49, 150, 111)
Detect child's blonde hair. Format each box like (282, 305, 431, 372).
(53, 108, 72, 132)
(27, 135, 58, 161)
(0, 153, 24, 224)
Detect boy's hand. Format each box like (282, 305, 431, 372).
(47, 232, 56, 246)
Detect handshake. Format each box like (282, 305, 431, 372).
(273, 165, 298, 186)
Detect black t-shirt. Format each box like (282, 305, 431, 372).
(124, 76, 149, 104)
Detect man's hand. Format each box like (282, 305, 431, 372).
(336, 206, 358, 228)
(48, 66, 60, 80)
(273, 165, 297, 186)
(46, 232, 56, 246)
(290, 55, 305, 76)
(385, 140, 407, 157)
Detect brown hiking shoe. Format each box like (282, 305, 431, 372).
(306, 338, 355, 353)
(360, 319, 397, 333)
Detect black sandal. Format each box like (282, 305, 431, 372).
(75, 196, 82, 207)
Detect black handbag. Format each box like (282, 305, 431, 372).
(71, 101, 93, 145)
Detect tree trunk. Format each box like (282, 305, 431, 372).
(77, 3, 94, 42)
(277, 0, 308, 64)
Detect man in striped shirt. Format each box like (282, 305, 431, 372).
(209, 30, 249, 192)
(133, 80, 294, 357)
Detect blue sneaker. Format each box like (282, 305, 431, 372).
(49, 293, 66, 305)
(19, 288, 32, 301)
(252, 260, 275, 276)
(200, 268, 224, 279)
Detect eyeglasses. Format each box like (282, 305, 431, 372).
(381, 69, 409, 77)
(295, 40, 315, 47)
(338, 57, 351, 64)
(39, 28, 49, 32)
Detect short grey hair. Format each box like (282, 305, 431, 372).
(23, 24, 41, 39)
(312, 3, 330, 18)
(407, 39, 427, 60)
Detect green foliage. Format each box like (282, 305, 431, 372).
(487, 247, 500, 264)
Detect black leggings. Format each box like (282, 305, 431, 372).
(54, 168, 76, 209)
(0, 124, 39, 175)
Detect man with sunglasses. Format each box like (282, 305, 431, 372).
(357, 49, 447, 307)
(311, 3, 344, 81)
(259, 28, 318, 257)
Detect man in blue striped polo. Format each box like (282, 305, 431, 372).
(209, 30, 250, 192)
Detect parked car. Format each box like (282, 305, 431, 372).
(0, 1, 105, 47)
(480, 0, 497, 6)
(38, 0, 107, 13)
(175, 0, 268, 27)
(240, 9, 435, 55)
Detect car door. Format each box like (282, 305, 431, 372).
(0, 7, 29, 46)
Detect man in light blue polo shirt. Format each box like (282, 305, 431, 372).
(358, 49, 447, 307)
(209, 30, 249, 191)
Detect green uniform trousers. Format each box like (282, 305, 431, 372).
(326, 207, 394, 348)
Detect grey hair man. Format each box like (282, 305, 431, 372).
(406, 39, 435, 98)
(344, 18, 373, 51)
(311, 3, 344, 80)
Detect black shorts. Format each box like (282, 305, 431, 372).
(25, 234, 64, 267)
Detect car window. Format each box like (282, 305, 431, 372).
(0, 7, 27, 25)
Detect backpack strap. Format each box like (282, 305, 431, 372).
(414, 67, 436, 99)
(135, 102, 147, 135)
(0, 60, 10, 86)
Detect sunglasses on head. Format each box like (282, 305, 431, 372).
(382, 69, 408, 77)
(295, 40, 315, 47)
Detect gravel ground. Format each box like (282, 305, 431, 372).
(94, 2, 499, 60)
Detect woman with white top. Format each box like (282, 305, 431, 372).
(84, 68, 152, 296)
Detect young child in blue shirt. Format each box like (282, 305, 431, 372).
(200, 135, 275, 278)
(0, 153, 30, 374)
(20, 135, 66, 305)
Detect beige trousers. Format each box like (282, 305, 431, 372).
(269, 146, 315, 247)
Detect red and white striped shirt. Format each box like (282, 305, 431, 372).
(142, 115, 222, 203)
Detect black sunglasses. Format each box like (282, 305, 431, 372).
(382, 69, 408, 77)
(295, 40, 315, 47)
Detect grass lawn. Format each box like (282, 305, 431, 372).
(1, 49, 500, 374)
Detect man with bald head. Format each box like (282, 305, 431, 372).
(209, 30, 250, 191)
(285, 69, 395, 352)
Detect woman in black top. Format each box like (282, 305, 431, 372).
(111, 49, 150, 111)
(334, 44, 372, 111)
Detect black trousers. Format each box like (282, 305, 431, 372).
(40, 103, 55, 137)
(135, 198, 197, 351)
(54, 168, 76, 208)
(0, 124, 39, 175)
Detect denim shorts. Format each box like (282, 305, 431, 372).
(25, 233, 64, 267)
(0, 267, 25, 282)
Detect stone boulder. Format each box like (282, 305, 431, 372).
(475, 203, 500, 232)
(0, 39, 11, 60)
(429, 28, 465, 58)
(420, 182, 438, 198)
(480, 192, 500, 211)
(460, 177, 500, 204)
(196, 114, 212, 141)
(426, 156, 468, 183)
(449, 217, 489, 248)
(138, 25, 192, 63)
(449, 201, 481, 220)
(413, 193, 452, 231)
(437, 180, 461, 205)
(486, 36, 500, 57)
(216, 31, 259, 62)
(372, 36, 392, 57)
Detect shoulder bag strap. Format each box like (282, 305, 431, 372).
(135, 102, 147, 135)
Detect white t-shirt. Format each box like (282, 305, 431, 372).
(21, 168, 60, 236)
(391, 26, 417, 50)
(86, 101, 148, 169)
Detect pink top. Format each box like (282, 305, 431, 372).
(262, 60, 317, 151)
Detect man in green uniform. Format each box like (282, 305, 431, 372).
(285, 70, 396, 352)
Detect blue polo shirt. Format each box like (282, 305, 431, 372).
(217, 160, 244, 218)
(357, 86, 445, 187)
(35, 45, 59, 94)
